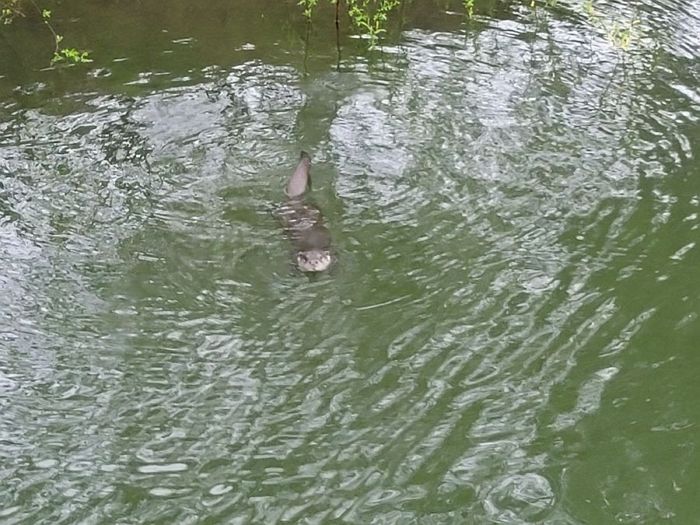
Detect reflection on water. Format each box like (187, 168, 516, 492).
(1, 0, 699, 523)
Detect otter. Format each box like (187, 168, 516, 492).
(278, 151, 332, 272)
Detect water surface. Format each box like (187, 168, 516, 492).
(1, 0, 699, 523)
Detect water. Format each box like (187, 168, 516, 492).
(1, 0, 699, 522)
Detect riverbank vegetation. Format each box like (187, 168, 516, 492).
(301, 0, 640, 51)
(1, 0, 640, 64)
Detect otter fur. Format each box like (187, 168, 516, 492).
(279, 151, 332, 272)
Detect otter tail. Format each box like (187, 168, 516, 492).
(286, 151, 311, 197)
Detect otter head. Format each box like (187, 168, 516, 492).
(296, 249, 332, 272)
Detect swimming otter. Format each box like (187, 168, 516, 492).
(279, 151, 332, 272)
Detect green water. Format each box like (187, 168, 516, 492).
(1, 0, 699, 523)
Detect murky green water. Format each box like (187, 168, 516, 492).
(1, 0, 699, 523)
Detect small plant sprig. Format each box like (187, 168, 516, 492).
(347, 0, 400, 48)
(463, 0, 475, 19)
(298, 0, 319, 19)
(1, 0, 22, 23)
(38, 6, 92, 64)
(583, 0, 639, 51)
(52, 44, 92, 64)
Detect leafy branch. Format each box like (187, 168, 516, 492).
(1, 0, 92, 63)
(346, 0, 400, 47)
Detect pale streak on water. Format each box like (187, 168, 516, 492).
(0, 0, 699, 523)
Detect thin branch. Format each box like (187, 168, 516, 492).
(27, 0, 60, 56)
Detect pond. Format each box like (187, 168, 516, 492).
(1, 0, 699, 522)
